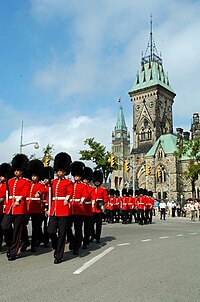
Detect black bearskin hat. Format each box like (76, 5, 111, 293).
(70, 161, 85, 177)
(135, 189, 139, 196)
(27, 159, 44, 181)
(0, 163, 13, 179)
(92, 170, 103, 185)
(44, 166, 54, 180)
(139, 188, 144, 195)
(147, 190, 153, 197)
(12, 154, 29, 172)
(115, 189, 120, 197)
(143, 188, 148, 196)
(109, 189, 115, 196)
(122, 188, 127, 196)
(54, 152, 72, 175)
(82, 167, 93, 182)
(128, 188, 133, 196)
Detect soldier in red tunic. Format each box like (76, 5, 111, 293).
(26, 159, 46, 252)
(1, 154, 31, 261)
(41, 166, 54, 248)
(137, 188, 145, 225)
(81, 167, 93, 249)
(47, 152, 72, 264)
(0, 163, 13, 250)
(90, 170, 108, 243)
(68, 161, 88, 255)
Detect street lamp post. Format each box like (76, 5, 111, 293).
(19, 121, 39, 154)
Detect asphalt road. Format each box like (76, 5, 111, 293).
(1, 216, 200, 302)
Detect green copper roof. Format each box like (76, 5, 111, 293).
(116, 105, 127, 131)
(145, 133, 177, 157)
(129, 61, 175, 94)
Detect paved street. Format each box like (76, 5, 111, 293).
(1, 217, 200, 302)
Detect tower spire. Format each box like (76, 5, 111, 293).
(150, 14, 153, 61)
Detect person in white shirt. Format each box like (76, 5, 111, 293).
(159, 199, 166, 220)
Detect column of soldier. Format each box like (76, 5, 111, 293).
(0, 152, 154, 264)
(103, 188, 154, 225)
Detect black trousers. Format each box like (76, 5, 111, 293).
(0, 214, 4, 248)
(48, 216, 68, 260)
(91, 213, 102, 240)
(1, 214, 24, 257)
(83, 215, 92, 246)
(72, 215, 83, 252)
(160, 208, 166, 220)
(30, 214, 43, 248)
(137, 209, 145, 225)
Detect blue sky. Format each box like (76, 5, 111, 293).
(0, 0, 199, 163)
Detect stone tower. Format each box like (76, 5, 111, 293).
(128, 19, 176, 192)
(129, 20, 176, 158)
(111, 102, 130, 191)
(191, 113, 200, 138)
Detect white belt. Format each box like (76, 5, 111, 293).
(70, 199, 81, 202)
(9, 196, 22, 199)
(84, 201, 92, 205)
(26, 197, 41, 201)
(52, 197, 65, 200)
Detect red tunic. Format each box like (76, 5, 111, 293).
(114, 197, 121, 210)
(121, 196, 129, 211)
(68, 181, 88, 215)
(0, 183, 6, 214)
(49, 178, 72, 217)
(26, 182, 46, 214)
(108, 197, 115, 211)
(4, 177, 31, 215)
(84, 184, 93, 216)
(91, 186, 108, 213)
(137, 195, 145, 210)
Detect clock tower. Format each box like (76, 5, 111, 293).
(111, 103, 130, 190)
(129, 18, 176, 160)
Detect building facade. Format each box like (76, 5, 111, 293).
(111, 24, 200, 203)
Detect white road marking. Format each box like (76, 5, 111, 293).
(159, 236, 169, 239)
(117, 243, 130, 246)
(176, 234, 184, 237)
(189, 232, 198, 235)
(141, 239, 152, 242)
(73, 246, 115, 275)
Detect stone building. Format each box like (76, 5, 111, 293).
(111, 23, 200, 202)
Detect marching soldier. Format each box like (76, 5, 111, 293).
(107, 189, 115, 223)
(137, 188, 145, 225)
(26, 159, 46, 252)
(68, 161, 88, 255)
(0, 163, 13, 250)
(121, 188, 128, 224)
(1, 154, 31, 261)
(42, 165, 54, 248)
(127, 189, 134, 224)
(81, 167, 93, 249)
(114, 190, 121, 223)
(90, 170, 108, 243)
(47, 152, 72, 264)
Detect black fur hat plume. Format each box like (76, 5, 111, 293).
(54, 152, 72, 175)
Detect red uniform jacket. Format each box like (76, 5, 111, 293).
(137, 195, 145, 210)
(4, 177, 31, 215)
(68, 181, 88, 215)
(91, 186, 108, 214)
(0, 182, 6, 214)
(49, 178, 72, 217)
(108, 197, 115, 211)
(145, 196, 153, 210)
(84, 184, 93, 216)
(26, 182, 46, 214)
(121, 196, 129, 211)
(114, 197, 121, 210)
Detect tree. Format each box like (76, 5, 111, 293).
(79, 138, 113, 183)
(175, 137, 200, 198)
